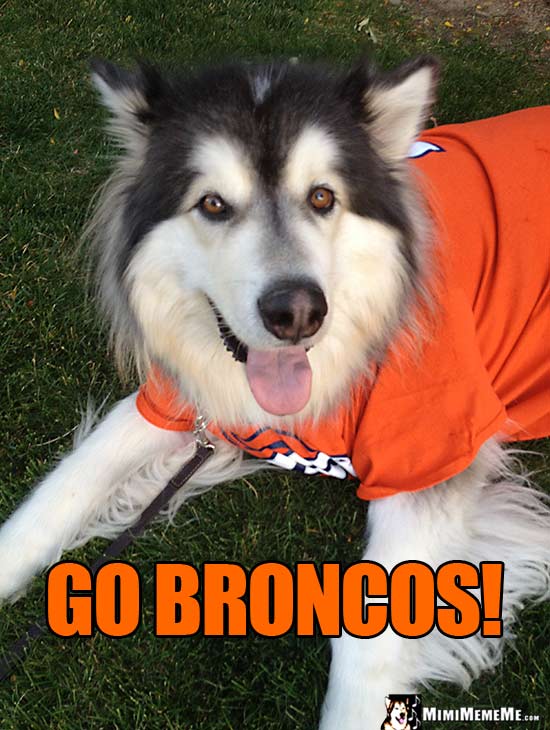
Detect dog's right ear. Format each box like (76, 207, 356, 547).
(347, 55, 439, 165)
(90, 58, 165, 151)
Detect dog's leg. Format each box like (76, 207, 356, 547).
(319, 439, 550, 730)
(0, 393, 194, 603)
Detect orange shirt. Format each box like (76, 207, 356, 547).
(137, 107, 550, 500)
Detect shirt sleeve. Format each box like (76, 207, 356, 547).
(353, 287, 507, 500)
(136, 367, 197, 431)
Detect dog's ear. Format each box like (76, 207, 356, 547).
(89, 58, 166, 151)
(358, 56, 439, 164)
(385, 696, 392, 711)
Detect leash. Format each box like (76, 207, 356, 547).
(0, 415, 215, 682)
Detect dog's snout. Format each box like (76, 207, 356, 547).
(258, 279, 328, 343)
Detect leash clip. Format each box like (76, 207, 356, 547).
(193, 413, 215, 450)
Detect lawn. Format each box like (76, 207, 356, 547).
(0, 0, 549, 728)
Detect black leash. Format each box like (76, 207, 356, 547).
(0, 425, 215, 681)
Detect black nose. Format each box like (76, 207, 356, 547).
(258, 279, 328, 343)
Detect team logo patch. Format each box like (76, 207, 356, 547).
(221, 427, 357, 479)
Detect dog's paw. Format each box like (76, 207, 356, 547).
(0, 533, 43, 606)
(0, 585, 27, 610)
(0, 568, 31, 607)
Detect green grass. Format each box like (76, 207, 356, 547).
(1, 1, 549, 728)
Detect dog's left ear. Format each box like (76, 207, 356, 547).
(89, 58, 167, 152)
(355, 56, 439, 164)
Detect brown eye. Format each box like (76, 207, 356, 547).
(309, 187, 335, 213)
(199, 194, 231, 219)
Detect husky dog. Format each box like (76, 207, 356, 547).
(1, 56, 549, 729)
(381, 697, 411, 730)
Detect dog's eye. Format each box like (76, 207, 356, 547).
(309, 187, 335, 213)
(198, 194, 232, 220)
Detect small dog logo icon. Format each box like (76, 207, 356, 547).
(381, 695, 422, 730)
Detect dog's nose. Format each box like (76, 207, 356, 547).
(258, 279, 328, 342)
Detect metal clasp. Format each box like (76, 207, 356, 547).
(193, 413, 215, 450)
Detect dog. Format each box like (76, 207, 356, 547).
(381, 697, 411, 730)
(1, 55, 549, 729)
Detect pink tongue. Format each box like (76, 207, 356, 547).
(245, 346, 312, 416)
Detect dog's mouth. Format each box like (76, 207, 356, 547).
(211, 302, 249, 364)
(209, 299, 312, 417)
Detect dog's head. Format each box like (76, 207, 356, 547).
(89, 56, 437, 424)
